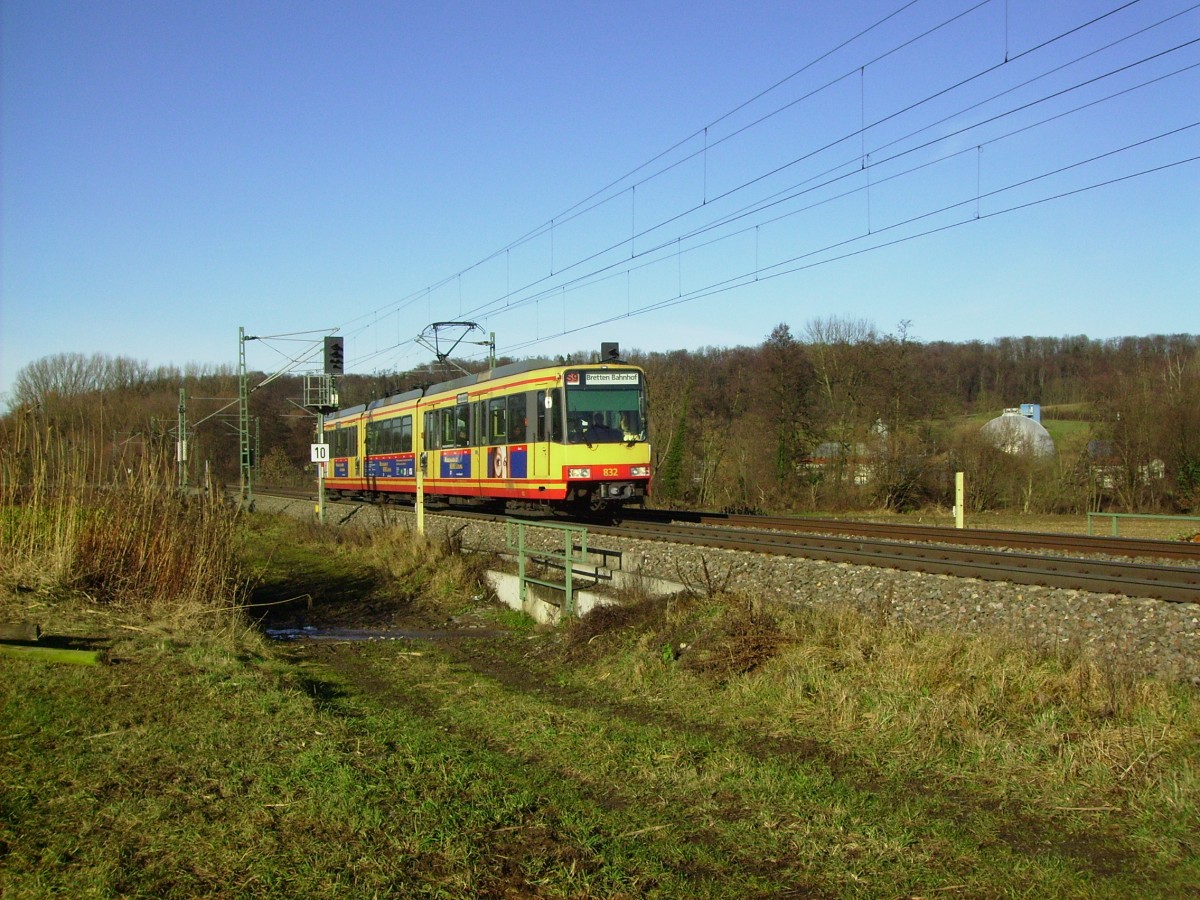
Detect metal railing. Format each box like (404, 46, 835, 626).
(504, 519, 592, 618)
(1086, 512, 1200, 536)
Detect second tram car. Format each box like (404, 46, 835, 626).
(321, 357, 651, 515)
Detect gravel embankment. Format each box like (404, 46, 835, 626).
(250, 495, 1200, 685)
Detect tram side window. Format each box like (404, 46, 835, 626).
(333, 425, 358, 458)
(508, 393, 526, 443)
(367, 418, 392, 455)
(440, 405, 470, 449)
(424, 411, 438, 450)
(456, 403, 470, 447)
(549, 389, 563, 442)
(399, 415, 412, 454)
(488, 398, 507, 445)
(536, 390, 563, 443)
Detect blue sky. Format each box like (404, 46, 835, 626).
(2, 0, 1197, 400)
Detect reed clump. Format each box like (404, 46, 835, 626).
(341, 512, 491, 607)
(1, 415, 245, 629)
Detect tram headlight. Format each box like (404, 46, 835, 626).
(630, 466, 649, 477)
(567, 467, 592, 479)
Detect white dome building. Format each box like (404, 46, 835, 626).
(981, 408, 1055, 458)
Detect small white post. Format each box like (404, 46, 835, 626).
(416, 452, 426, 535)
(415, 400, 426, 536)
(955, 471, 965, 529)
(316, 412, 325, 525)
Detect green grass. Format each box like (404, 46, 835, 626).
(1042, 417, 1092, 444)
(3, 510, 1198, 898)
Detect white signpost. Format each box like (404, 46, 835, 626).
(312, 440, 329, 523)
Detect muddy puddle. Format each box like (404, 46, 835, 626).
(265, 626, 504, 642)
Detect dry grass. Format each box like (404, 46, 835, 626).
(0, 416, 246, 633)
(249, 507, 494, 615)
(355, 518, 492, 603)
(569, 586, 1199, 818)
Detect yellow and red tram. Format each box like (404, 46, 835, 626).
(321, 358, 651, 514)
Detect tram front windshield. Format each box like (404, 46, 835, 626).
(565, 372, 646, 444)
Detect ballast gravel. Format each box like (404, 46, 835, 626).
(251, 495, 1200, 686)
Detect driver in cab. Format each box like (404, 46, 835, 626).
(587, 413, 619, 441)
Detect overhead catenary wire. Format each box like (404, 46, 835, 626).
(497, 152, 1200, 357)
(370, 0, 1160, 339)
(453, 10, 1198, 330)
(330, 0, 938, 344)
(455, 45, 1200, 330)
(321, 0, 1197, 373)
(330, 0, 966, 344)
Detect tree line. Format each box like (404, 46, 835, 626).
(4, 327, 1198, 515)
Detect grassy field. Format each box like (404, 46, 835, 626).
(3, 509, 1199, 897)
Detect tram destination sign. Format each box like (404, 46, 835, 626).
(584, 372, 639, 386)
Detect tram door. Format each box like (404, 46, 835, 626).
(534, 390, 550, 479)
(534, 387, 562, 479)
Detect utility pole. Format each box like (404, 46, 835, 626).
(238, 327, 255, 504)
(176, 387, 188, 492)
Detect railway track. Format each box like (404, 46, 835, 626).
(600, 519, 1200, 605)
(252, 491, 1200, 605)
(626, 509, 1200, 562)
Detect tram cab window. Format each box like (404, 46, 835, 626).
(565, 380, 645, 445)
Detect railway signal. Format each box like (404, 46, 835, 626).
(324, 336, 344, 375)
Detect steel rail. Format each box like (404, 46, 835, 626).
(627, 509, 1200, 562)
(724, 515, 1200, 561)
(603, 520, 1200, 604)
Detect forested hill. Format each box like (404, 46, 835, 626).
(5, 325, 1198, 515)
